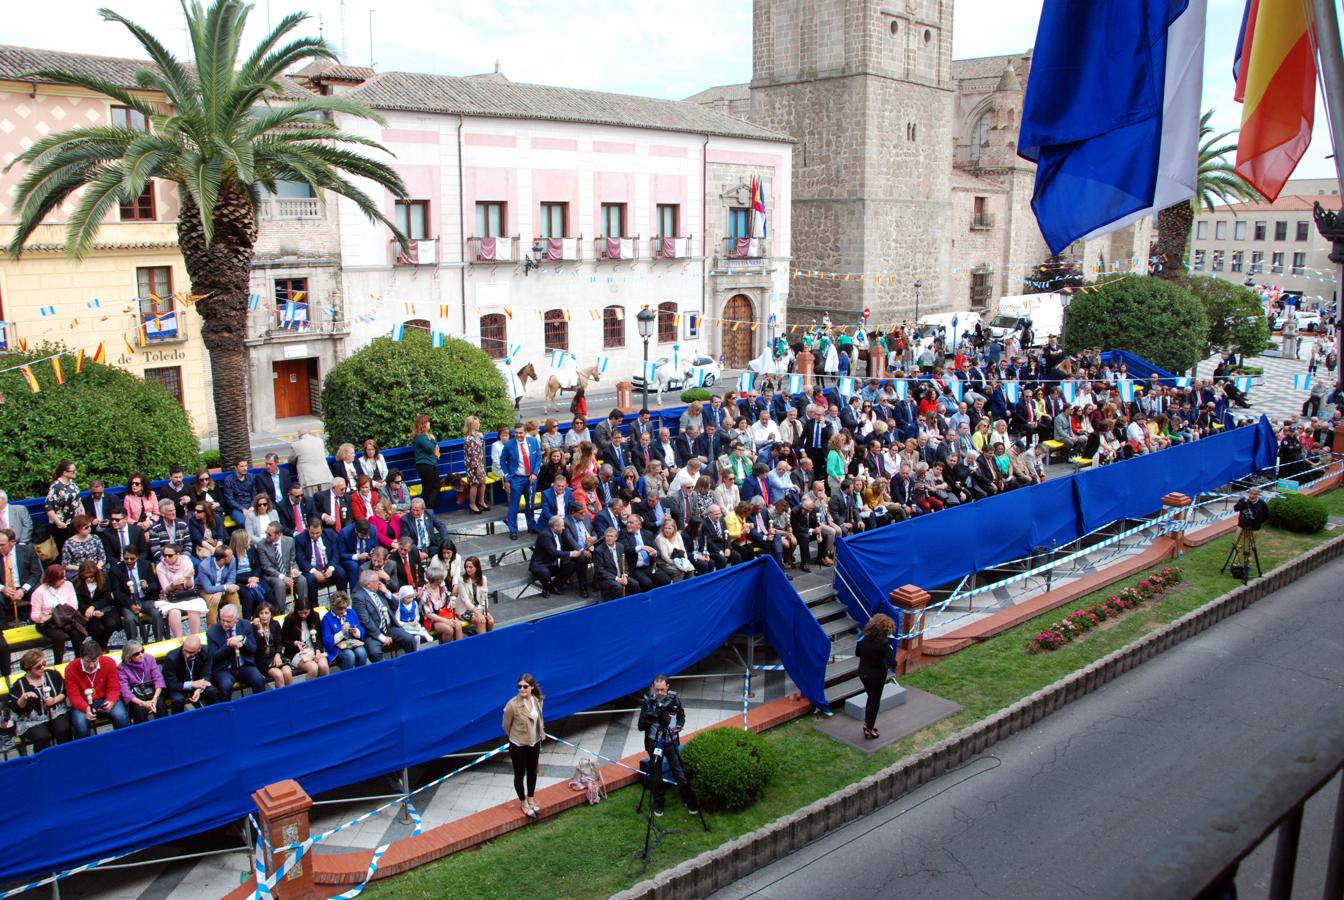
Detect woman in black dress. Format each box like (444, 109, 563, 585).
(856, 613, 897, 740)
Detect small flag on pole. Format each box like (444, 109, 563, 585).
(788, 374, 802, 395)
(19, 366, 39, 393)
(431, 330, 445, 348)
(50, 357, 64, 385)
(737, 372, 754, 393)
(92, 342, 106, 364)
(248, 293, 261, 311)
(86, 298, 101, 310)
(1117, 379, 1134, 402)
(39, 306, 56, 317)
(75, 349, 85, 373)
(1293, 373, 1312, 391)
(390, 323, 405, 342)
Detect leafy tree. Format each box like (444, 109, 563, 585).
(1184, 275, 1271, 362)
(3, 0, 408, 465)
(0, 345, 200, 499)
(1155, 110, 1261, 279)
(1064, 276, 1208, 372)
(320, 331, 514, 452)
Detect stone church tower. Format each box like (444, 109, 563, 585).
(747, 0, 955, 325)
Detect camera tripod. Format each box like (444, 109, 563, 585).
(634, 746, 709, 864)
(1220, 527, 1262, 585)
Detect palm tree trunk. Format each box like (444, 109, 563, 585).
(1155, 202, 1194, 280)
(178, 187, 257, 464)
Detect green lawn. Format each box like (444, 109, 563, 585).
(364, 491, 1343, 899)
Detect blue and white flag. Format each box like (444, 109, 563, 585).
(788, 374, 803, 395)
(431, 330, 445, 348)
(1293, 374, 1312, 391)
(692, 366, 709, 388)
(1118, 379, 1135, 402)
(389, 323, 405, 342)
(671, 344, 681, 372)
(1235, 376, 1252, 394)
(738, 372, 755, 393)
(594, 355, 611, 375)
(1018, 0, 1207, 253)
(838, 377, 855, 398)
(39, 305, 56, 317)
(505, 343, 523, 362)
(248, 292, 261, 311)
(550, 349, 574, 370)
(948, 380, 963, 401)
(1060, 381, 1077, 404)
(1174, 375, 1191, 388)
(86, 297, 101, 310)
(643, 360, 660, 383)
(1004, 382, 1021, 404)
(892, 380, 907, 401)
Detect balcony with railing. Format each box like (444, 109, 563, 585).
(466, 236, 519, 264)
(594, 235, 641, 261)
(970, 212, 994, 231)
(533, 236, 583, 262)
(257, 197, 324, 220)
(722, 236, 769, 260)
(132, 308, 188, 345)
(390, 237, 442, 266)
(651, 235, 693, 259)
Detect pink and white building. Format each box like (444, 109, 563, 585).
(326, 68, 793, 390)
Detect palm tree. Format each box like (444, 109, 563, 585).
(1154, 110, 1261, 279)
(4, 0, 408, 463)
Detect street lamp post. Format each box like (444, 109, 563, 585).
(637, 307, 657, 411)
(914, 279, 923, 323)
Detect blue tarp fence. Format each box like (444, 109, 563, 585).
(833, 416, 1278, 627)
(0, 557, 828, 885)
(1099, 349, 1178, 385)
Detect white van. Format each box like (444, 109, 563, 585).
(986, 293, 1066, 347)
(916, 311, 981, 355)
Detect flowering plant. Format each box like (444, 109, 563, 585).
(1026, 565, 1184, 653)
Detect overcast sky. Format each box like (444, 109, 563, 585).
(7, 0, 1335, 179)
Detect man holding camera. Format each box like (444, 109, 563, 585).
(638, 675, 698, 817)
(1234, 487, 1269, 532)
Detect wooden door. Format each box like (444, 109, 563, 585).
(273, 359, 313, 418)
(721, 295, 755, 368)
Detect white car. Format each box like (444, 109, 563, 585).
(630, 354, 719, 390)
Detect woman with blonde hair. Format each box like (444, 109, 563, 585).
(463, 415, 488, 513)
(332, 443, 360, 489)
(570, 441, 599, 484)
(856, 613, 896, 740)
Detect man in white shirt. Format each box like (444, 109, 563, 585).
(749, 409, 780, 447)
(290, 426, 332, 496)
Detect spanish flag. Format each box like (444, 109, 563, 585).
(92, 342, 106, 364)
(19, 365, 39, 393)
(1233, 0, 1317, 201)
(124, 335, 137, 356)
(75, 349, 85, 373)
(51, 357, 64, 385)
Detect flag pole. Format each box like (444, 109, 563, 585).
(1308, 0, 1344, 395)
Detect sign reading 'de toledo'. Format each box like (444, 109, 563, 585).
(116, 348, 188, 365)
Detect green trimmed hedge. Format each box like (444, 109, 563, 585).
(1267, 493, 1328, 533)
(680, 387, 713, 403)
(681, 727, 778, 811)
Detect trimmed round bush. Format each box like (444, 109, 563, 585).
(1267, 493, 1328, 533)
(680, 727, 778, 811)
(320, 330, 514, 453)
(680, 387, 713, 403)
(1065, 275, 1208, 373)
(0, 344, 201, 499)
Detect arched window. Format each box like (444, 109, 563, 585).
(480, 313, 507, 359)
(603, 305, 625, 349)
(543, 308, 569, 352)
(657, 302, 678, 343)
(968, 111, 990, 161)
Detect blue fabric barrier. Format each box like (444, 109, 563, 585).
(834, 417, 1277, 626)
(0, 557, 827, 885)
(1100, 349, 1177, 385)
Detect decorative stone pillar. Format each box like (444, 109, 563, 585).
(796, 350, 815, 393)
(889, 584, 931, 675)
(253, 780, 316, 900)
(1161, 492, 1192, 557)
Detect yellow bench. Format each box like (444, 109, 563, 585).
(1042, 439, 1066, 464)
(1070, 456, 1093, 470)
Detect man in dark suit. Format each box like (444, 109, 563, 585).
(400, 498, 449, 559)
(673, 427, 700, 469)
(563, 503, 597, 598)
(540, 475, 574, 523)
(276, 482, 315, 539)
(81, 480, 122, 533)
(312, 478, 353, 533)
(797, 407, 833, 475)
(295, 517, 344, 602)
(696, 504, 735, 569)
(592, 409, 625, 456)
(207, 604, 266, 697)
(110, 546, 162, 642)
(628, 409, 658, 444)
(101, 510, 149, 560)
(591, 527, 633, 601)
(529, 515, 579, 597)
(662, 482, 694, 533)
(592, 496, 626, 538)
(697, 424, 724, 470)
(258, 523, 306, 611)
(254, 453, 295, 506)
(828, 479, 863, 536)
(739, 463, 775, 507)
(619, 514, 669, 593)
(789, 495, 821, 573)
(894, 396, 920, 441)
(602, 430, 630, 474)
(338, 519, 378, 595)
(352, 570, 417, 661)
(387, 536, 426, 593)
(162, 634, 219, 712)
(631, 430, 657, 475)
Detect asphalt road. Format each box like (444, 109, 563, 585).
(713, 556, 1344, 900)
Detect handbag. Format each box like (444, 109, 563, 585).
(33, 536, 58, 564)
(131, 680, 156, 702)
(48, 603, 89, 643)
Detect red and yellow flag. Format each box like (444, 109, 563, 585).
(19, 365, 39, 393)
(124, 335, 137, 356)
(75, 349, 86, 373)
(92, 342, 106, 364)
(50, 357, 64, 385)
(1233, 0, 1317, 201)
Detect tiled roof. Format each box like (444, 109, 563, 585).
(23, 240, 179, 253)
(684, 83, 751, 104)
(296, 60, 374, 82)
(1212, 195, 1343, 213)
(0, 44, 313, 101)
(951, 53, 1027, 82)
(345, 72, 791, 142)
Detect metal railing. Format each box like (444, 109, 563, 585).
(256, 197, 324, 220)
(593, 235, 641, 260)
(722, 236, 769, 259)
(1116, 705, 1344, 900)
(465, 235, 519, 264)
(650, 235, 692, 258)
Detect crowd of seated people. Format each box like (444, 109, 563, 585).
(2, 339, 1334, 748)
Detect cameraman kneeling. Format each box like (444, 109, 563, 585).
(638, 675, 698, 817)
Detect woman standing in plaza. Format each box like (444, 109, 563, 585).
(502, 673, 545, 819)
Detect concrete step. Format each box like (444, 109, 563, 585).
(810, 600, 849, 623)
(821, 616, 856, 640)
(825, 673, 865, 708)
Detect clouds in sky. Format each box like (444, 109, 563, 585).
(7, 0, 1335, 178)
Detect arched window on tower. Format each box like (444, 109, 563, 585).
(969, 112, 990, 162)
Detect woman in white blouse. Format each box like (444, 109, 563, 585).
(245, 494, 279, 544)
(452, 555, 495, 633)
(356, 439, 389, 492)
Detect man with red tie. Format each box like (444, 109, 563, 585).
(500, 425, 544, 540)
